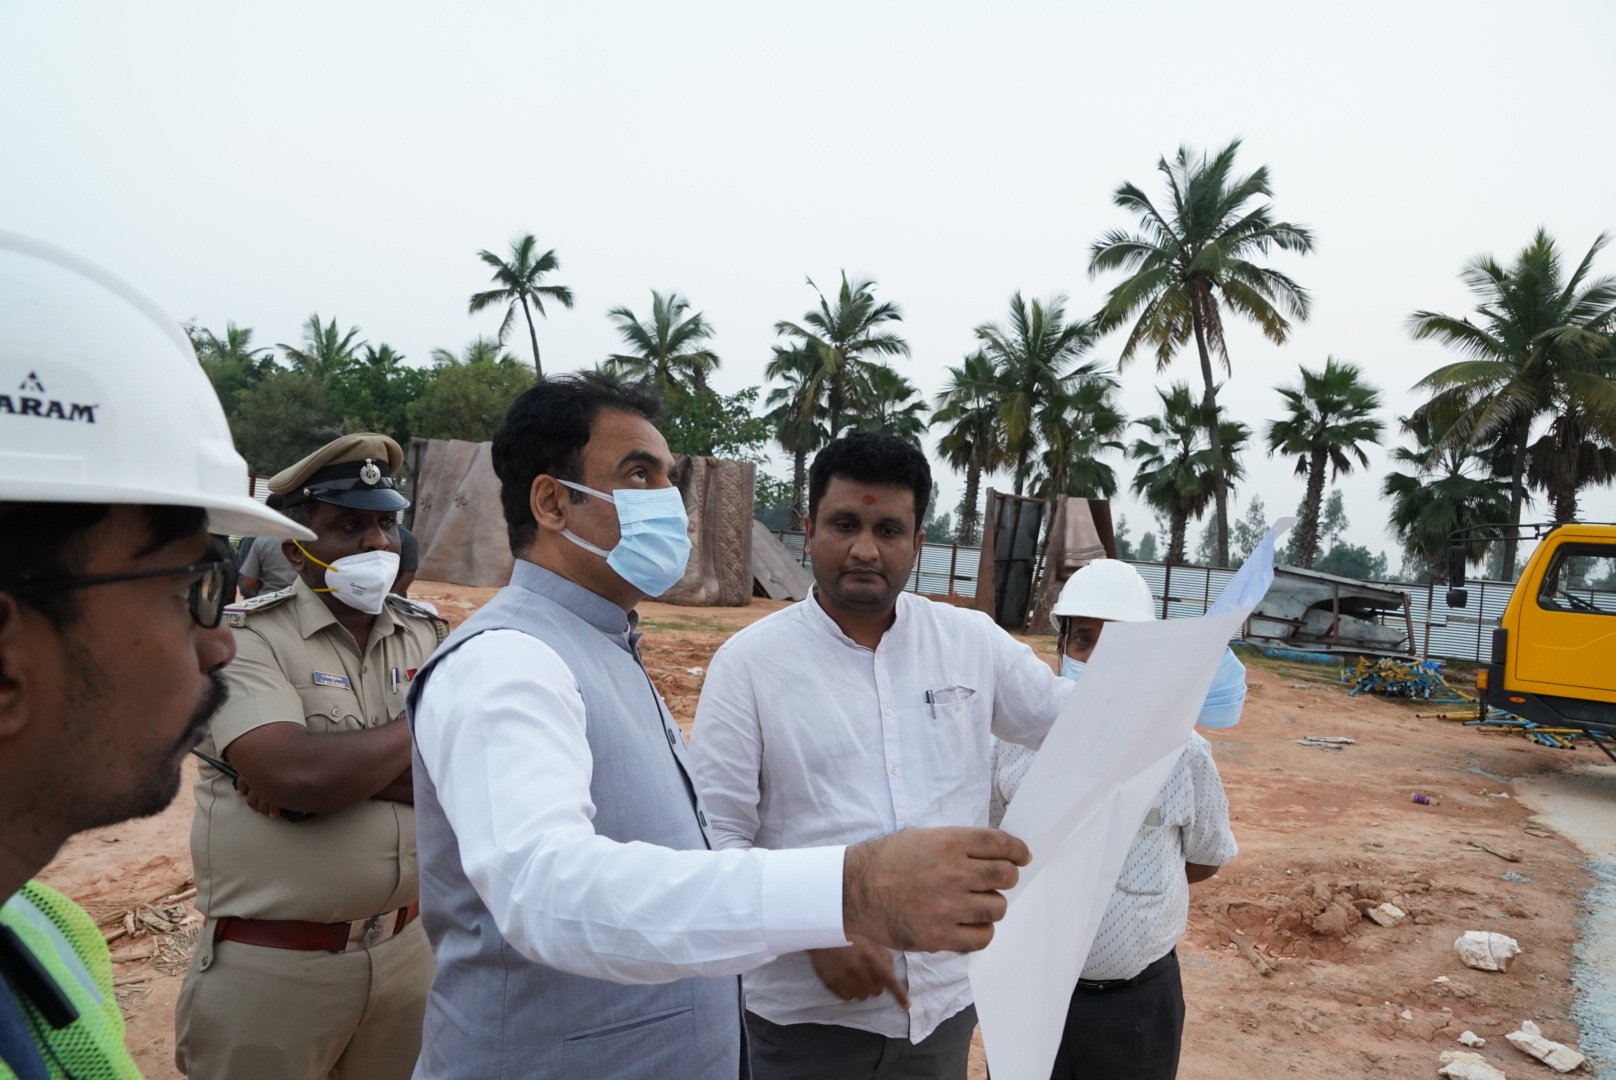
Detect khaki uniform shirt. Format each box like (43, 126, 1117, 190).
(190, 580, 446, 923)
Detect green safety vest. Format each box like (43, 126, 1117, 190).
(0, 881, 141, 1080)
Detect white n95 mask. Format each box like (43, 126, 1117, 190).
(295, 543, 400, 614)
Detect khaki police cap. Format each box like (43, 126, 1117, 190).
(270, 433, 408, 512)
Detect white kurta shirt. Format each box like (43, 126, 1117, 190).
(990, 731, 1237, 980)
(412, 628, 849, 985)
(691, 591, 1074, 1042)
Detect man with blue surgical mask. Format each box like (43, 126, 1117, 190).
(406, 374, 1038, 1079)
(988, 559, 1239, 1080)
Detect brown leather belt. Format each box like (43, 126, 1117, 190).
(214, 902, 420, 953)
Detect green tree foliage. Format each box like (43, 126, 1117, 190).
(773, 272, 909, 440)
(1382, 412, 1512, 582)
(934, 351, 1008, 546)
(1313, 544, 1388, 581)
(1114, 516, 1136, 560)
(186, 320, 275, 427)
(231, 371, 341, 475)
(468, 234, 574, 377)
(659, 386, 771, 462)
(1409, 229, 1616, 575)
(1090, 139, 1315, 565)
(1136, 531, 1159, 563)
(973, 292, 1102, 494)
(407, 344, 534, 442)
(1231, 495, 1270, 566)
(1129, 384, 1250, 566)
(754, 473, 796, 531)
(1030, 376, 1127, 502)
(848, 365, 929, 446)
(277, 313, 366, 380)
(328, 343, 428, 449)
(1265, 357, 1383, 568)
(603, 290, 720, 393)
(763, 345, 828, 529)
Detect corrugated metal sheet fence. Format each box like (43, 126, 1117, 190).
(770, 530, 1510, 663)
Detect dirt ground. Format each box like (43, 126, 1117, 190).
(41, 580, 1612, 1078)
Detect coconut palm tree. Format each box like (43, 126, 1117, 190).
(278, 314, 365, 380)
(973, 292, 1103, 494)
(429, 337, 520, 367)
(848, 364, 928, 446)
(1264, 357, 1384, 568)
(1409, 229, 1616, 576)
(360, 343, 406, 368)
(468, 235, 574, 377)
(1382, 412, 1512, 581)
(933, 351, 1009, 545)
(763, 345, 826, 529)
(1129, 384, 1250, 566)
(1031, 376, 1128, 502)
(1089, 139, 1315, 565)
(603, 290, 720, 393)
(772, 273, 909, 439)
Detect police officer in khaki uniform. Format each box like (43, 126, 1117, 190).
(176, 433, 446, 1080)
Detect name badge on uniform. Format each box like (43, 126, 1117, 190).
(312, 671, 353, 689)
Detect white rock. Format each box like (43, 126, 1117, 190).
(1458, 1031, 1486, 1047)
(1454, 931, 1521, 972)
(1438, 1051, 1506, 1080)
(1400, 1008, 1414, 1020)
(1505, 1020, 1584, 1073)
(1432, 975, 1451, 984)
(1366, 902, 1406, 927)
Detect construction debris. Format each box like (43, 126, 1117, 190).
(1296, 736, 1355, 750)
(1438, 1050, 1507, 1080)
(1364, 902, 1406, 927)
(1504, 1019, 1584, 1073)
(1462, 839, 1521, 863)
(1343, 657, 1470, 701)
(1454, 931, 1521, 972)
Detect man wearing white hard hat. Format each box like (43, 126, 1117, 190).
(0, 231, 311, 1077)
(988, 559, 1240, 1080)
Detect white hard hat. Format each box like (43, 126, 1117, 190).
(0, 231, 312, 540)
(1050, 559, 1156, 625)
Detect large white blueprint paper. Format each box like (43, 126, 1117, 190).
(970, 608, 1252, 1079)
(1208, 516, 1294, 615)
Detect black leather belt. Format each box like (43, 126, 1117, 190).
(1075, 948, 1176, 993)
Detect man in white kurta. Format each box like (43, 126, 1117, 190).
(692, 433, 1074, 1080)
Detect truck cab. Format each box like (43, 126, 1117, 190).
(1455, 523, 1616, 741)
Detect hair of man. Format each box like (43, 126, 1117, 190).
(491, 372, 663, 555)
(807, 432, 931, 526)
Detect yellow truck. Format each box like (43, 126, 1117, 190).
(1448, 522, 1616, 762)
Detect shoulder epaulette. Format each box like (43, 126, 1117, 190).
(222, 586, 296, 627)
(387, 594, 449, 643)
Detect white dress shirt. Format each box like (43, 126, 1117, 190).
(690, 591, 1074, 1042)
(989, 731, 1237, 980)
(412, 628, 849, 985)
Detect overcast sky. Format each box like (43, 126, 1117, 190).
(4, 1, 1613, 562)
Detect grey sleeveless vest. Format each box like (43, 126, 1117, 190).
(407, 561, 744, 1079)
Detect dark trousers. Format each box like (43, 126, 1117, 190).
(746, 1004, 977, 1080)
(1049, 951, 1183, 1080)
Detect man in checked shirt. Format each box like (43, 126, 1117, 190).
(989, 559, 1239, 1080)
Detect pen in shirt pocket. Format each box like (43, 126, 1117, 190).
(924, 690, 936, 719)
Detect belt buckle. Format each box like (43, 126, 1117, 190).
(362, 914, 383, 946)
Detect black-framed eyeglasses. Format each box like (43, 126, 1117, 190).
(0, 538, 238, 629)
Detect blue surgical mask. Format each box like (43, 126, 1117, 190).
(558, 481, 692, 597)
(1197, 647, 1248, 729)
(1060, 656, 1087, 682)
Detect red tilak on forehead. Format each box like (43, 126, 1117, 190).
(862, 495, 877, 505)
